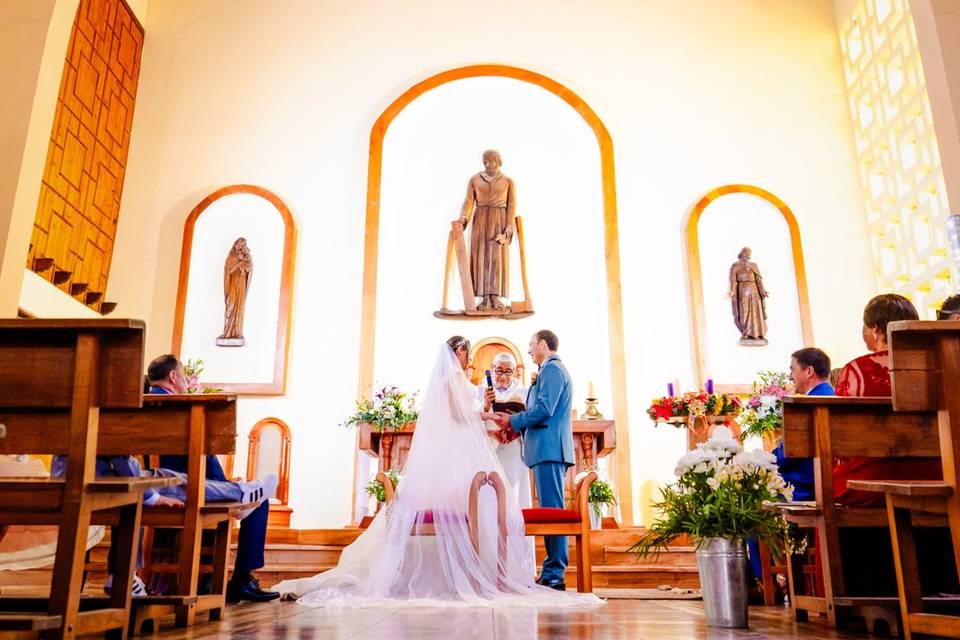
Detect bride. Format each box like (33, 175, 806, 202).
(273, 336, 601, 608)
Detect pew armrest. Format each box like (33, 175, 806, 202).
(846, 480, 952, 497)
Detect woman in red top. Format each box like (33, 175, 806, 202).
(833, 293, 941, 506)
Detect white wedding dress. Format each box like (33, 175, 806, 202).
(273, 345, 601, 608)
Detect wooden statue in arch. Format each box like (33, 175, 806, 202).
(468, 337, 527, 387)
(435, 150, 534, 320)
(246, 417, 293, 528)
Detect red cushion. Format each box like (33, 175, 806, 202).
(522, 507, 581, 524)
(416, 510, 467, 524)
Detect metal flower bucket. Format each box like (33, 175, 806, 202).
(696, 537, 749, 628)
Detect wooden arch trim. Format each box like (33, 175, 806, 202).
(357, 64, 634, 524)
(247, 417, 293, 505)
(172, 184, 297, 395)
(685, 184, 814, 389)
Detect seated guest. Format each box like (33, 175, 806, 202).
(748, 348, 832, 596)
(50, 433, 273, 597)
(832, 294, 955, 595)
(938, 293, 960, 320)
(833, 293, 941, 507)
(776, 347, 833, 501)
(146, 355, 280, 603)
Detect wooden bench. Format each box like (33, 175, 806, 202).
(847, 321, 960, 639)
(0, 320, 246, 636)
(0, 319, 181, 639)
(90, 393, 245, 633)
(780, 395, 944, 632)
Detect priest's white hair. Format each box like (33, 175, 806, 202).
(493, 352, 516, 367)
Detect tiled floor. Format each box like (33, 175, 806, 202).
(151, 599, 873, 639)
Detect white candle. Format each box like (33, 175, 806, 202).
(588, 381, 595, 398)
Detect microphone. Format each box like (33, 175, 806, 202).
(485, 369, 494, 389)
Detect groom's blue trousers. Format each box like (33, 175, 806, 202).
(532, 461, 569, 583)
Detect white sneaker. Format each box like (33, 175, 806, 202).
(103, 573, 147, 596)
(235, 474, 278, 520)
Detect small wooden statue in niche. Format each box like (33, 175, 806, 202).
(728, 246, 769, 346)
(216, 237, 252, 347)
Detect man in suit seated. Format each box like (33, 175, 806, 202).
(146, 355, 280, 603)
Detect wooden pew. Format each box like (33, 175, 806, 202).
(0, 319, 180, 639)
(780, 395, 944, 631)
(93, 394, 244, 633)
(0, 320, 247, 635)
(848, 321, 960, 639)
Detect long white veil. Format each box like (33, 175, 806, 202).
(273, 344, 601, 608)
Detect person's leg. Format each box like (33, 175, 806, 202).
(226, 501, 279, 602)
(532, 461, 568, 584)
(233, 501, 268, 578)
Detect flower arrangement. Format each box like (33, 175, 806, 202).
(342, 385, 419, 432)
(630, 427, 792, 555)
(647, 391, 742, 424)
(365, 469, 401, 504)
(182, 358, 222, 394)
(736, 371, 793, 444)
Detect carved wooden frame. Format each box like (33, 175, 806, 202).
(355, 65, 635, 524)
(246, 417, 292, 505)
(172, 184, 297, 395)
(685, 184, 814, 393)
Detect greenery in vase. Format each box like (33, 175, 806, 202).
(182, 358, 222, 394)
(630, 426, 793, 556)
(582, 475, 617, 519)
(342, 385, 418, 432)
(736, 371, 793, 442)
(365, 469, 401, 504)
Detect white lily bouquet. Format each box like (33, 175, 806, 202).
(631, 427, 793, 554)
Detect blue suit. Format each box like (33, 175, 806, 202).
(509, 354, 574, 583)
(748, 380, 833, 581)
(150, 387, 268, 578)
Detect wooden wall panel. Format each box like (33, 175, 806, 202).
(26, 0, 144, 311)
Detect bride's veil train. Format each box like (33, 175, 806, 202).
(272, 343, 601, 608)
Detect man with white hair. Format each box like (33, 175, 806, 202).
(481, 352, 531, 508)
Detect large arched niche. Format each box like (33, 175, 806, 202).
(685, 184, 813, 390)
(357, 65, 636, 524)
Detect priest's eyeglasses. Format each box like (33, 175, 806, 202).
(493, 367, 514, 376)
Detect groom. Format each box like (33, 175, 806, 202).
(493, 329, 574, 590)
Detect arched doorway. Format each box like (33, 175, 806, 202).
(356, 65, 635, 524)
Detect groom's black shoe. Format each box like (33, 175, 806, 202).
(538, 578, 567, 591)
(226, 575, 280, 603)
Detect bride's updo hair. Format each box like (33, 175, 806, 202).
(446, 335, 470, 354)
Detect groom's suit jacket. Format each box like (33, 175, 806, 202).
(508, 354, 575, 467)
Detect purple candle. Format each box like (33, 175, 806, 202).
(706, 379, 714, 394)
(667, 383, 675, 397)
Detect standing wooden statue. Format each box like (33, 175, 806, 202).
(216, 237, 252, 347)
(728, 247, 769, 345)
(458, 150, 516, 312)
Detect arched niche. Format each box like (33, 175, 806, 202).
(172, 185, 296, 395)
(356, 65, 635, 524)
(685, 184, 813, 390)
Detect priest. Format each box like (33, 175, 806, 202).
(481, 352, 531, 508)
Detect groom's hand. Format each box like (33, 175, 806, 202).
(493, 412, 511, 430)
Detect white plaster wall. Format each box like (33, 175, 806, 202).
(100, 0, 875, 527)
